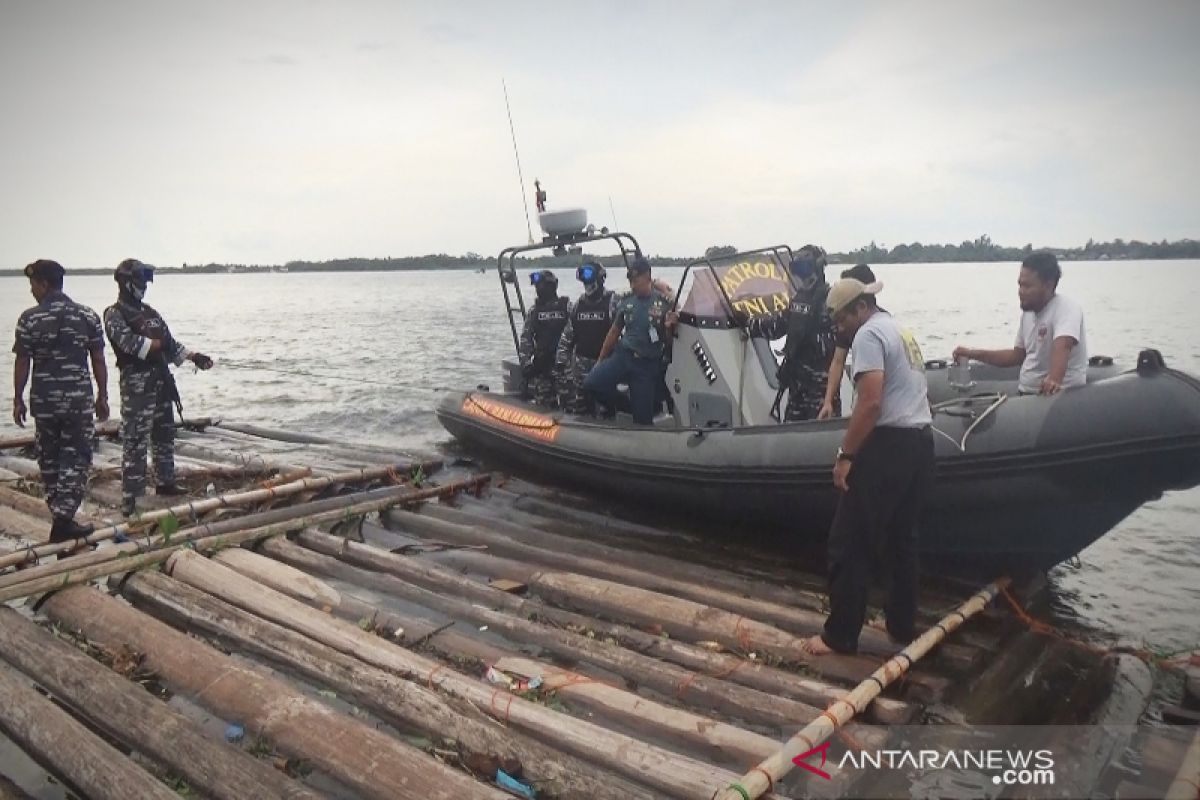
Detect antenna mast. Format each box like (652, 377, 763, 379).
(502, 79, 534, 244)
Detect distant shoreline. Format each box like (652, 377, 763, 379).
(4, 235, 1197, 276)
(2, 252, 1196, 278)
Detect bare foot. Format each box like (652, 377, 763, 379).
(801, 635, 835, 656)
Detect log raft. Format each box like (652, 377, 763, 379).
(0, 418, 1180, 799)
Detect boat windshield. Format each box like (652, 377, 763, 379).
(678, 249, 797, 328)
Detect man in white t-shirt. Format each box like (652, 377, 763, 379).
(953, 252, 1088, 395)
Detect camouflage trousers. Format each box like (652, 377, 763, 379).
(782, 365, 840, 422)
(526, 373, 559, 409)
(119, 370, 176, 500)
(557, 355, 598, 413)
(33, 413, 94, 519)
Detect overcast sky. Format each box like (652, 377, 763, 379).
(1, 0, 1197, 267)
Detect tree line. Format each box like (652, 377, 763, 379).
(3, 236, 1196, 276)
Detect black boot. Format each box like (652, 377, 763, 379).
(121, 497, 137, 517)
(156, 484, 188, 497)
(49, 517, 94, 544)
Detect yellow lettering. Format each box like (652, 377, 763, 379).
(745, 297, 768, 315)
(753, 261, 771, 279)
(772, 292, 789, 311)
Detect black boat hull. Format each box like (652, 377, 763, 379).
(438, 363, 1200, 573)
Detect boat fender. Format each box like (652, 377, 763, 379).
(1136, 349, 1166, 374)
(476, 383, 491, 392)
(925, 359, 948, 370)
(1089, 355, 1114, 367)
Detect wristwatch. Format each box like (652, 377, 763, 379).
(836, 447, 855, 463)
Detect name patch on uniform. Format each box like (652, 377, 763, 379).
(462, 395, 560, 443)
(576, 311, 607, 321)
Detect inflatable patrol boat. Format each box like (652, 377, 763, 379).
(438, 223, 1200, 572)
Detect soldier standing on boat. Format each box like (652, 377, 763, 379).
(733, 244, 838, 421)
(519, 269, 568, 408)
(803, 277, 934, 656)
(554, 262, 614, 412)
(11, 260, 109, 542)
(103, 259, 213, 516)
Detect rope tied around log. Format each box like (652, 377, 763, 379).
(732, 616, 752, 652)
(424, 663, 450, 689)
(488, 688, 515, 724)
(749, 768, 773, 794)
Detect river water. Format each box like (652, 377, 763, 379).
(2, 259, 1198, 653)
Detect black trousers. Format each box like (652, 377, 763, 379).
(822, 425, 935, 653)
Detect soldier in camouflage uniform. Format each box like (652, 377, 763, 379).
(103, 259, 213, 516)
(12, 260, 109, 542)
(735, 244, 839, 422)
(555, 262, 614, 413)
(518, 269, 568, 408)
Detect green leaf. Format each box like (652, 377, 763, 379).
(159, 512, 180, 544)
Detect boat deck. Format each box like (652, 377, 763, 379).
(0, 419, 1196, 799)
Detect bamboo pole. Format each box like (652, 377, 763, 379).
(120, 568, 663, 800)
(162, 549, 758, 800)
(279, 533, 892, 736)
(214, 548, 802, 769)
(0, 482, 426, 593)
(0, 662, 179, 800)
(0, 608, 319, 800)
(0, 478, 489, 603)
(0, 462, 439, 571)
(40, 587, 507, 800)
(712, 578, 1009, 800)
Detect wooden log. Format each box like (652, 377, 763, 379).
(162, 549, 758, 800)
(39, 586, 505, 800)
(0, 421, 121, 451)
(0, 608, 318, 800)
(417, 500, 832, 613)
(282, 533, 915, 722)
(280, 534, 903, 734)
(0, 507, 46, 544)
(421, 499, 991, 642)
(0, 662, 179, 800)
(0, 479, 489, 603)
(528, 569, 954, 693)
(0, 487, 52, 521)
(0, 459, 39, 481)
(426, 541, 977, 672)
(120, 568, 670, 800)
(0, 462, 436, 570)
(213, 548, 800, 769)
